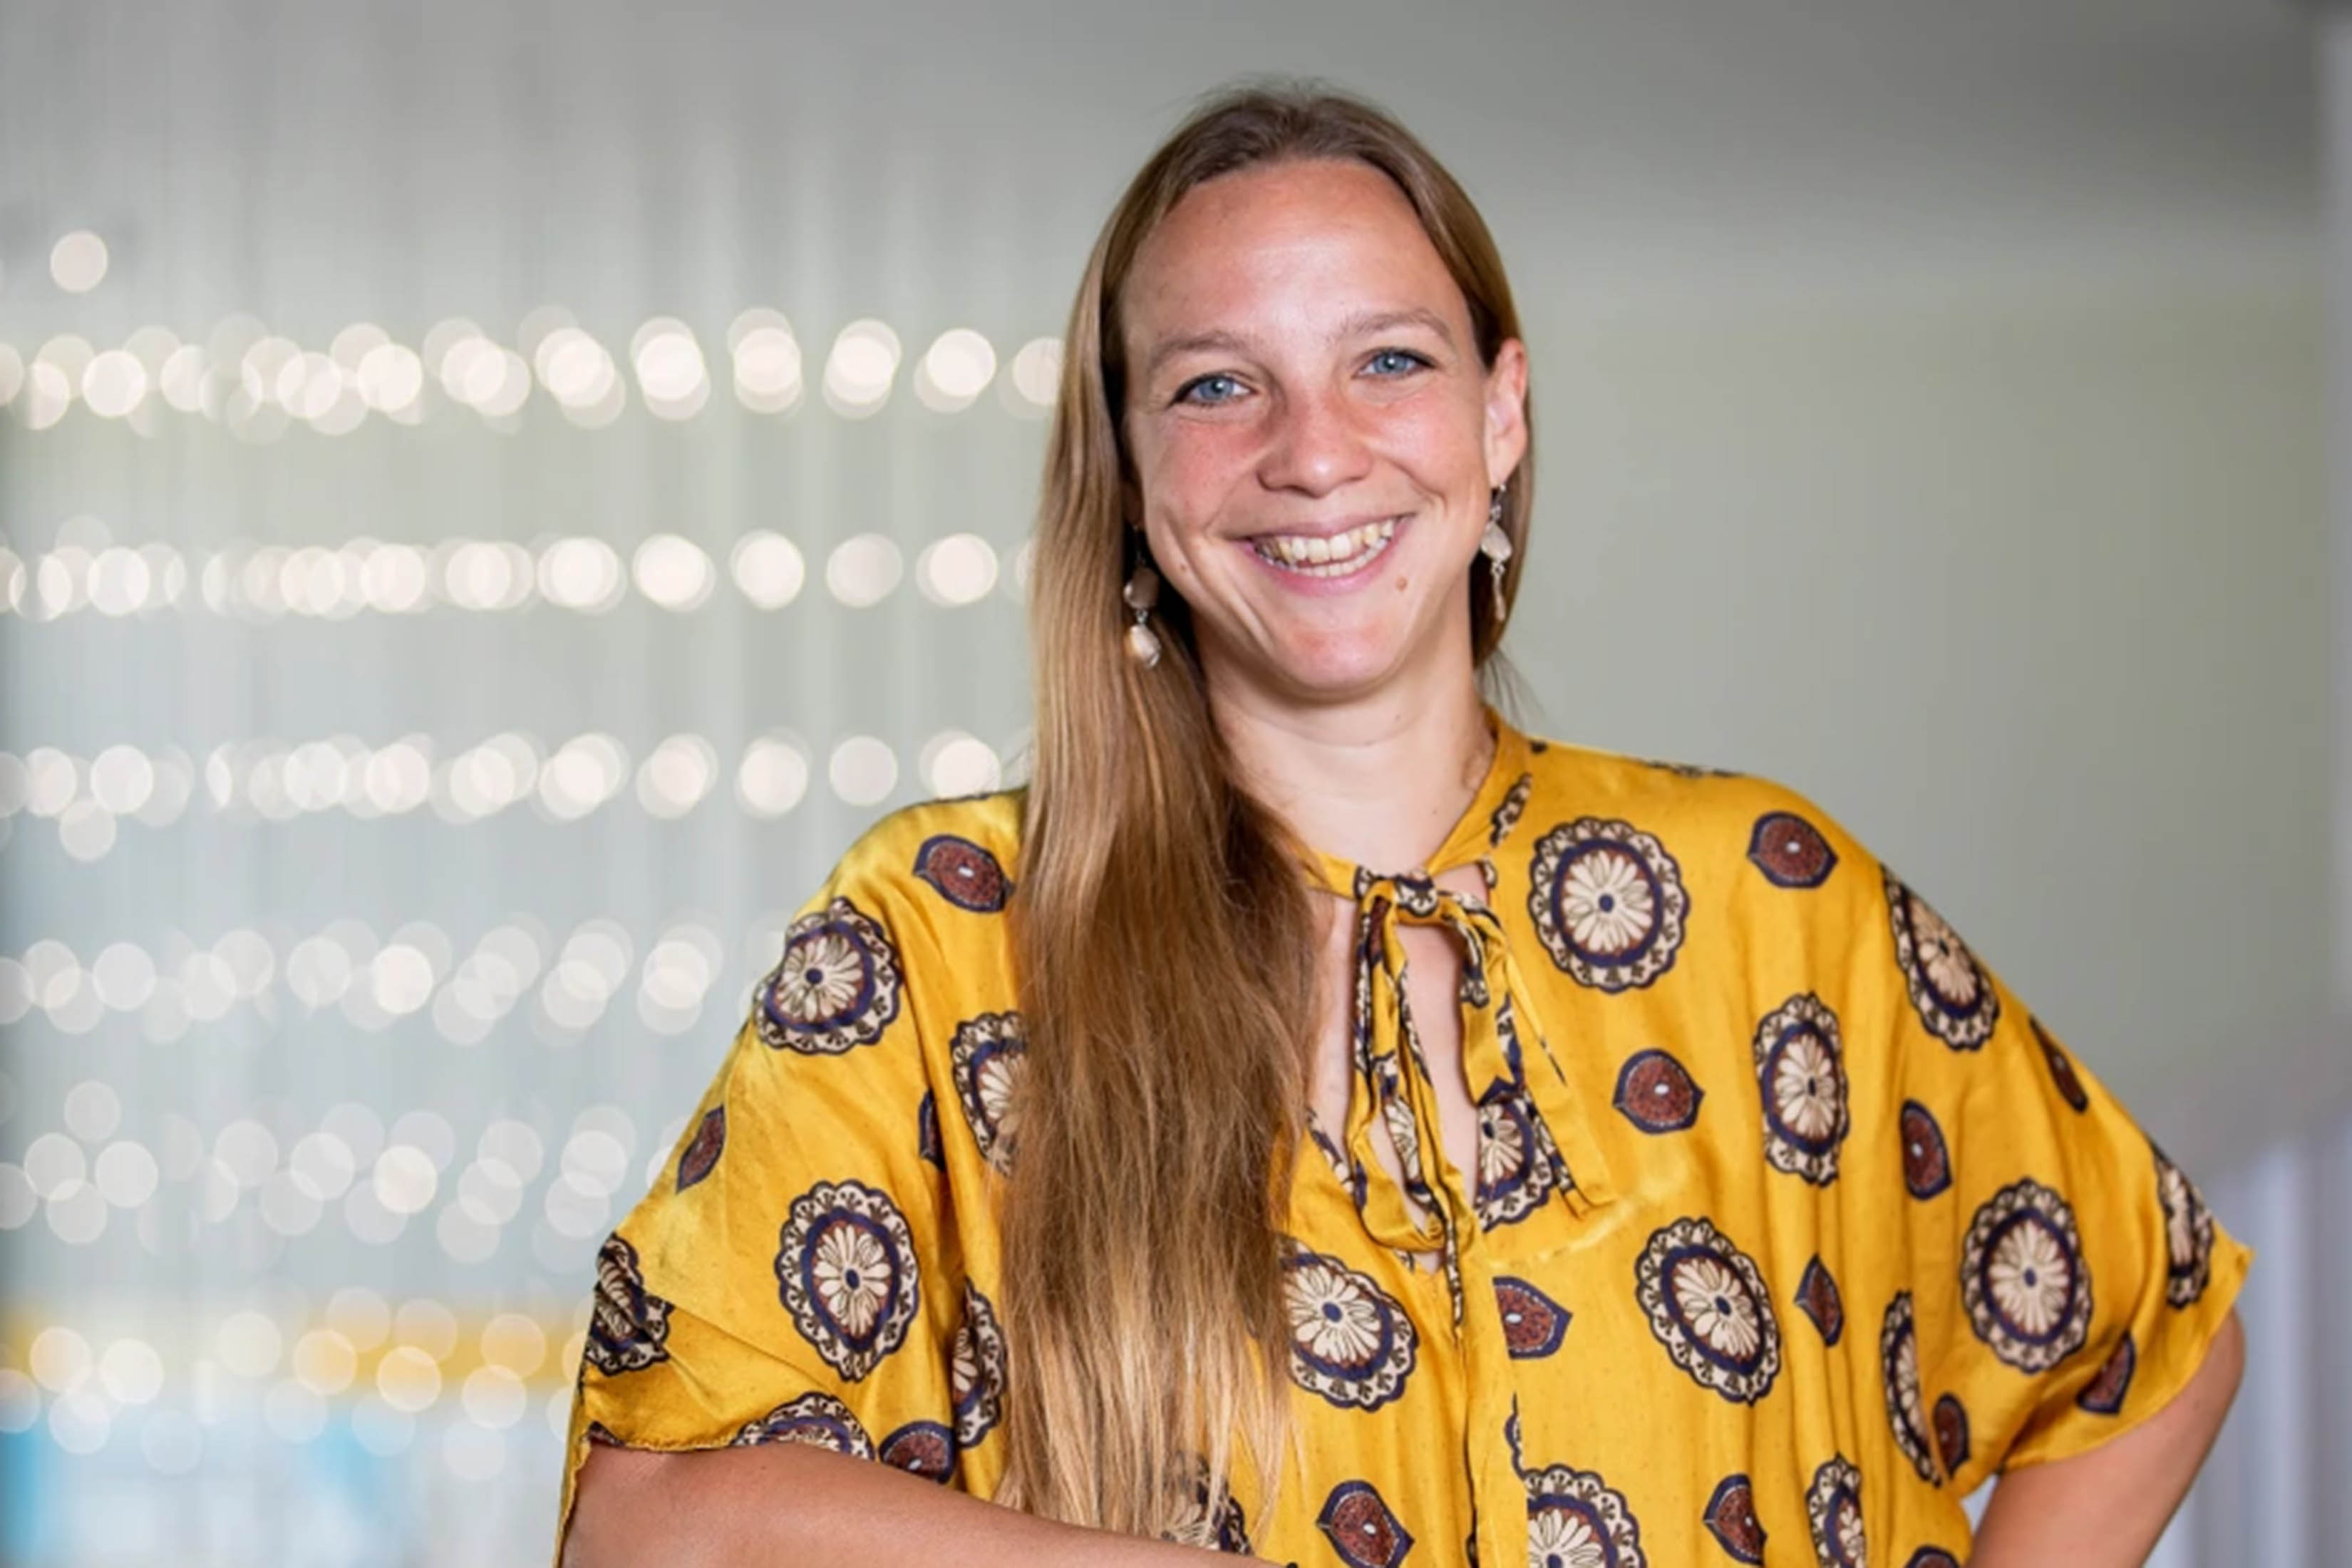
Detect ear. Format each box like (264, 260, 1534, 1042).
(1482, 338, 1530, 490)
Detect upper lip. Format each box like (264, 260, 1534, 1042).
(1242, 511, 1408, 541)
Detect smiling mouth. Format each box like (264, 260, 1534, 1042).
(1248, 516, 1401, 578)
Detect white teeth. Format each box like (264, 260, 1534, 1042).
(1252, 517, 1399, 576)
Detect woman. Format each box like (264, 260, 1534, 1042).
(560, 84, 2247, 1567)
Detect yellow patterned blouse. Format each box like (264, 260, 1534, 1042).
(557, 715, 2248, 1568)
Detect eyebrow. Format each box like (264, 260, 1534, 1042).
(1140, 306, 1458, 383)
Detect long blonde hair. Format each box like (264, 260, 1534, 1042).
(1000, 81, 1534, 1538)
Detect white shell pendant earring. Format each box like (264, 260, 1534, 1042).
(1480, 485, 1514, 626)
(1123, 562, 1163, 668)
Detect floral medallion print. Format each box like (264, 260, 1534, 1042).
(878, 1419, 956, 1483)
(1805, 1455, 1868, 1568)
(1475, 1080, 1567, 1230)
(1489, 772, 1534, 847)
(1524, 1462, 1647, 1568)
(1795, 1256, 1845, 1347)
(1932, 1394, 1970, 1477)
(2154, 1143, 2216, 1308)
(1879, 1294, 1939, 1485)
(1161, 1457, 1253, 1554)
(2031, 1016, 2089, 1113)
(774, 1180, 922, 1381)
(1317, 1480, 1414, 1568)
(1635, 1217, 1782, 1404)
(1754, 994, 1849, 1185)
(675, 1105, 726, 1192)
(1702, 1474, 1768, 1564)
(731, 1391, 874, 1457)
(1899, 1101, 1951, 1200)
(1612, 1049, 1703, 1134)
(949, 1011, 1028, 1177)
(1883, 871, 1998, 1051)
(912, 833, 1010, 913)
(1961, 1177, 2093, 1373)
(1748, 811, 1838, 889)
(951, 1281, 1007, 1450)
(2075, 1333, 2136, 1415)
(1528, 818, 1689, 992)
(1495, 1275, 1572, 1359)
(757, 897, 904, 1055)
(586, 1234, 672, 1376)
(1283, 1247, 1418, 1412)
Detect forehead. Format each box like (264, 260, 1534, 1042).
(1121, 158, 1469, 350)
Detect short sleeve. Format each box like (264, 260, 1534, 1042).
(552, 852, 979, 1556)
(1864, 857, 2251, 1492)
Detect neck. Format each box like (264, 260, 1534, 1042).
(1207, 664, 1495, 877)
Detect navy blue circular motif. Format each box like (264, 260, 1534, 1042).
(1318, 1480, 1414, 1568)
(951, 1282, 1006, 1450)
(1880, 1293, 1939, 1485)
(1635, 1217, 1781, 1404)
(1613, 1049, 1703, 1134)
(1960, 1177, 2093, 1373)
(731, 1391, 873, 1457)
(1284, 1248, 1418, 1411)
(1755, 994, 1848, 1186)
(2154, 1143, 2216, 1308)
(1795, 1255, 1845, 1348)
(950, 1011, 1028, 1176)
(912, 834, 1010, 913)
(2075, 1332, 2136, 1415)
(1474, 1080, 1564, 1230)
(1494, 1276, 1572, 1359)
(775, 1180, 922, 1381)
(587, 1234, 671, 1376)
(757, 897, 903, 1055)
(2031, 1016, 2090, 1113)
(1527, 817, 1689, 992)
(1884, 871, 1998, 1051)
(676, 1105, 726, 1192)
(1702, 1473, 1767, 1564)
(1748, 811, 1838, 889)
(879, 1420, 956, 1483)
(1525, 1463, 1646, 1568)
(1805, 1455, 1867, 1568)
(1899, 1101, 1951, 1200)
(1162, 1458, 1253, 1554)
(1904, 1552, 1963, 1568)
(1933, 1394, 1970, 1477)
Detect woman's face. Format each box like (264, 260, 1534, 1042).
(1118, 157, 1527, 713)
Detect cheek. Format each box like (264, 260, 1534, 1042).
(1138, 423, 1257, 530)
(1378, 396, 1489, 481)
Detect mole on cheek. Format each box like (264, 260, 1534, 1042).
(1394, 574, 1408, 592)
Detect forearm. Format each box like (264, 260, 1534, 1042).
(564, 1440, 1260, 1568)
(1969, 1309, 2243, 1567)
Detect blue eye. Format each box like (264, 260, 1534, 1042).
(1366, 349, 1429, 377)
(1176, 373, 1243, 406)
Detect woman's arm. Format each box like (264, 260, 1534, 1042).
(1969, 1307, 2244, 1566)
(564, 1440, 1262, 1568)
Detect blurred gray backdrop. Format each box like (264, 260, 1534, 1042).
(0, 1, 2343, 1563)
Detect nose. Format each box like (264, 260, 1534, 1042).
(1256, 386, 1374, 498)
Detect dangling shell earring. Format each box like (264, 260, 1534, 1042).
(1123, 560, 1163, 668)
(1480, 484, 1514, 627)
